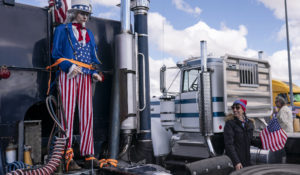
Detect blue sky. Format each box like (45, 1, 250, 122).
(148, 0, 286, 59)
(17, 0, 300, 95)
(153, 0, 284, 53)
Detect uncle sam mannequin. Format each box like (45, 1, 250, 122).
(52, 0, 103, 170)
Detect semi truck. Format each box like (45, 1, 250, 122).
(150, 42, 300, 174)
(1, 0, 300, 175)
(150, 42, 271, 174)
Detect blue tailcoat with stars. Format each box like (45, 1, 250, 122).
(52, 23, 101, 75)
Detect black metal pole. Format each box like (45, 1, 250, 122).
(284, 0, 294, 106)
(0, 145, 4, 175)
(18, 121, 24, 162)
(109, 58, 120, 159)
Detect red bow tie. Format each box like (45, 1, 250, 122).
(72, 23, 90, 42)
(72, 23, 85, 30)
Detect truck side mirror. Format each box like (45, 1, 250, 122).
(160, 65, 166, 93)
(176, 61, 184, 68)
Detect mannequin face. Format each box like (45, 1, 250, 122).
(74, 11, 89, 24)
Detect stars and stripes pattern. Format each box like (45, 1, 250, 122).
(72, 4, 90, 12)
(59, 71, 94, 156)
(49, 0, 68, 24)
(260, 117, 288, 152)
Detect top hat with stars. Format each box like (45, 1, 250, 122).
(69, 0, 92, 14)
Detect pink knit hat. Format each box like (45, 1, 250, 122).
(233, 99, 247, 112)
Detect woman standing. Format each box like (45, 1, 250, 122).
(275, 96, 293, 132)
(224, 99, 259, 171)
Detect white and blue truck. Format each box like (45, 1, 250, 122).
(150, 41, 289, 174)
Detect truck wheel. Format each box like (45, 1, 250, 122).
(230, 164, 300, 175)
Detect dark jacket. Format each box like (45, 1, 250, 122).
(224, 114, 259, 167)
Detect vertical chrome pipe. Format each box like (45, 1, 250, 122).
(206, 136, 216, 157)
(109, 0, 132, 160)
(160, 65, 166, 94)
(200, 40, 215, 156)
(121, 0, 131, 33)
(200, 40, 207, 72)
(258, 51, 263, 60)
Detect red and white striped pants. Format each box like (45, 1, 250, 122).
(59, 71, 94, 156)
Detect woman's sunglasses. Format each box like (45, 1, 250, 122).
(231, 106, 240, 110)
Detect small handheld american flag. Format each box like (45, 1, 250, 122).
(260, 117, 287, 152)
(49, 0, 68, 24)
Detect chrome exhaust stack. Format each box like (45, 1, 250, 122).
(110, 0, 137, 159)
(199, 40, 215, 156)
(258, 51, 263, 60)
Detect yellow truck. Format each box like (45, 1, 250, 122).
(272, 79, 300, 117)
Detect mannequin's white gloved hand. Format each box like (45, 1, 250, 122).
(67, 64, 82, 79)
(92, 73, 103, 82)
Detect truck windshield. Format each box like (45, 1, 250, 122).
(182, 69, 200, 92)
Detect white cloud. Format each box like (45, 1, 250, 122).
(172, 0, 202, 16)
(148, 12, 257, 59)
(149, 57, 180, 97)
(258, 0, 300, 44)
(278, 20, 300, 47)
(258, 0, 300, 21)
(92, 0, 120, 7)
(147, 12, 270, 96)
(266, 46, 300, 84)
(96, 9, 119, 19)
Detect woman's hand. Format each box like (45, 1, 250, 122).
(235, 163, 243, 170)
(92, 73, 103, 82)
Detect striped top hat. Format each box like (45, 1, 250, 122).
(70, 0, 92, 13)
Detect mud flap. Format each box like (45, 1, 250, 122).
(185, 155, 234, 175)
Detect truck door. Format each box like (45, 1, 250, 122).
(177, 68, 201, 131)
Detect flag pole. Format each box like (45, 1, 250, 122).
(284, 0, 294, 107)
(48, 0, 56, 25)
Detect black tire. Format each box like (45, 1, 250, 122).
(230, 164, 300, 175)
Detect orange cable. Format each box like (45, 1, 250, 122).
(64, 148, 74, 172)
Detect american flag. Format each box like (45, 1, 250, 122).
(49, 0, 68, 24)
(260, 117, 288, 152)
